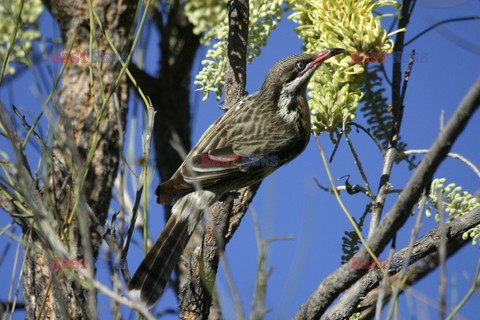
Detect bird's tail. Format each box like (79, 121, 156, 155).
(128, 191, 215, 306)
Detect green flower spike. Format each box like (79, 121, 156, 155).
(426, 178, 480, 246)
(289, 0, 403, 134)
(186, 0, 287, 101)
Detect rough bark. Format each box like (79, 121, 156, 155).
(178, 1, 253, 318)
(22, 1, 136, 318)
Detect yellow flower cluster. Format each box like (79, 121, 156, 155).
(185, 0, 228, 44)
(187, 0, 286, 100)
(290, 0, 401, 133)
(427, 178, 480, 245)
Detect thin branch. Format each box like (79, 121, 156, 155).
(328, 131, 343, 163)
(404, 149, 480, 178)
(12, 105, 46, 149)
(6, 230, 22, 318)
(349, 122, 385, 155)
(405, 16, 480, 46)
(8, 231, 29, 320)
(446, 257, 480, 320)
(121, 106, 155, 284)
(113, 92, 126, 245)
(316, 137, 385, 273)
(0, 301, 25, 312)
(385, 196, 426, 320)
(437, 190, 447, 320)
(368, 0, 415, 238)
(344, 128, 374, 199)
(313, 177, 369, 196)
(400, 51, 415, 105)
(374, 237, 396, 320)
(127, 63, 159, 100)
(249, 206, 278, 320)
(220, 254, 245, 320)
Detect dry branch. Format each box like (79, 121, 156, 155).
(294, 76, 480, 319)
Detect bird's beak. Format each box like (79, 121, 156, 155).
(300, 48, 347, 76)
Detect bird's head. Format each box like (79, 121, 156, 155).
(261, 48, 347, 96)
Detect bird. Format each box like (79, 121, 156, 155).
(128, 48, 347, 306)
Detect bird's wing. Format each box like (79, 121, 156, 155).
(156, 94, 271, 203)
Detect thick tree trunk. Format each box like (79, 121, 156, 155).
(22, 1, 136, 318)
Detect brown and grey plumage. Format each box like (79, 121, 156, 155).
(128, 49, 347, 306)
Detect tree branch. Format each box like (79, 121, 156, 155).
(294, 76, 480, 319)
(368, 0, 415, 236)
(178, 1, 251, 318)
(323, 206, 480, 320)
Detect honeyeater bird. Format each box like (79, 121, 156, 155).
(128, 48, 347, 306)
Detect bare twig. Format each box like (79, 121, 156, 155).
(437, 190, 447, 320)
(5, 230, 22, 318)
(121, 106, 155, 284)
(344, 128, 374, 199)
(313, 177, 369, 196)
(374, 237, 396, 320)
(113, 92, 126, 245)
(220, 254, 245, 320)
(400, 51, 415, 105)
(8, 232, 29, 320)
(12, 105, 46, 149)
(224, 0, 249, 105)
(316, 137, 384, 272)
(404, 150, 480, 178)
(385, 196, 426, 320)
(405, 16, 480, 46)
(446, 257, 480, 320)
(328, 131, 343, 163)
(249, 206, 276, 320)
(349, 122, 385, 155)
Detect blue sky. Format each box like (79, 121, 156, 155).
(1, 1, 479, 319)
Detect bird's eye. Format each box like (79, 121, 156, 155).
(295, 61, 306, 71)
